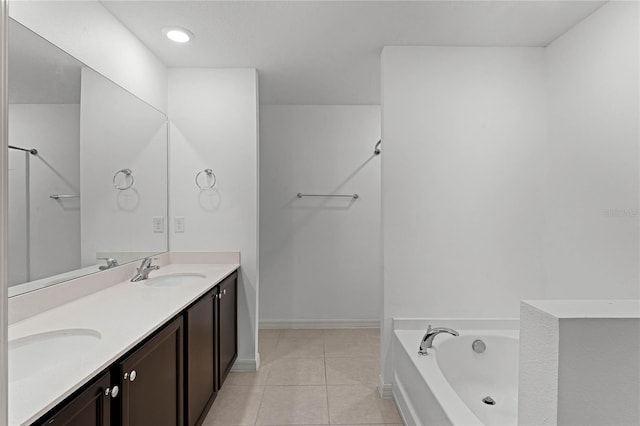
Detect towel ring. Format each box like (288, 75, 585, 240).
(113, 168, 134, 190)
(196, 169, 217, 190)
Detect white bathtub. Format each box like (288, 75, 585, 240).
(392, 322, 519, 426)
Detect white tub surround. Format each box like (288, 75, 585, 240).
(391, 319, 519, 426)
(7, 252, 239, 426)
(519, 300, 640, 426)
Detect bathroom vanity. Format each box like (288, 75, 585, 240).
(8, 254, 239, 426)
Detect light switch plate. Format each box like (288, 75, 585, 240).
(175, 216, 185, 233)
(153, 216, 165, 233)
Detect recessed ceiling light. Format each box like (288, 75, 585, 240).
(162, 27, 194, 43)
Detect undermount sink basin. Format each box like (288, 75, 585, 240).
(9, 329, 102, 382)
(143, 273, 206, 287)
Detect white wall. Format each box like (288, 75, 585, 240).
(543, 1, 639, 299)
(9, 0, 168, 113)
(259, 105, 381, 326)
(80, 68, 168, 267)
(168, 68, 259, 367)
(381, 46, 547, 386)
(8, 104, 80, 285)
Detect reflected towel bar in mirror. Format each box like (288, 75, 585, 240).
(50, 194, 80, 200)
(297, 193, 359, 200)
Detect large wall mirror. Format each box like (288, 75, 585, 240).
(8, 18, 168, 297)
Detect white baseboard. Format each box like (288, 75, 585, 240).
(378, 374, 393, 399)
(231, 354, 260, 372)
(260, 319, 380, 329)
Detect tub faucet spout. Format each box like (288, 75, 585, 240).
(418, 325, 459, 355)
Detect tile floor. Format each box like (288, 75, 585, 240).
(202, 328, 402, 426)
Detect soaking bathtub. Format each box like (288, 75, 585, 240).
(392, 320, 519, 426)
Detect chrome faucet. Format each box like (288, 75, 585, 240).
(418, 325, 459, 355)
(130, 257, 159, 282)
(98, 257, 119, 270)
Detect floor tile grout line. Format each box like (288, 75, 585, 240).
(322, 339, 331, 424)
(324, 349, 331, 425)
(253, 365, 270, 425)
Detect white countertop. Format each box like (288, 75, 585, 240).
(8, 262, 239, 426)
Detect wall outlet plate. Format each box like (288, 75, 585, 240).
(175, 216, 185, 233)
(153, 216, 165, 233)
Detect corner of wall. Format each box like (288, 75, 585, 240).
(0, 0, 9, 422)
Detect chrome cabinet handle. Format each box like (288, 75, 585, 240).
(105, 385, 119, 398)
(223, 289, 227, 295)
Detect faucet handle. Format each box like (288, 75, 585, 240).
(141, 256, 157, 264)
(138, 257, 152, 270)
(98, 257, 118, 269)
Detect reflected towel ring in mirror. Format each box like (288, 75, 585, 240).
(113, 168, 135, 190)
(196, 168, 217, 190)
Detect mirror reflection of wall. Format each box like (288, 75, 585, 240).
(7, 18, 169, 295)
(8, 19, 82, 287)
(79, 67, 168, 268)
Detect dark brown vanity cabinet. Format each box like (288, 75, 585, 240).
(184, 271, 237, 426)
(185, 289, 217, 426)
(217, 272, 237, 388)
(32, 270, 238, 426)
(36, 372, 112, 426)
(116, 316, 183, 426)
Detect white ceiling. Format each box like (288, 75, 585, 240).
(102, 0, 606, 105)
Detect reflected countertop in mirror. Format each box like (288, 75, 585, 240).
(7, 18, 169, 297)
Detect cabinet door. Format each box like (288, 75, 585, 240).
(218, 272, 237, 388)
(37, 372, 111, 426)
(185, 289, 217, 426)
(118, 316, 183, 426)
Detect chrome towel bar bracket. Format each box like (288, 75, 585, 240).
(297, 193, 359, 200)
